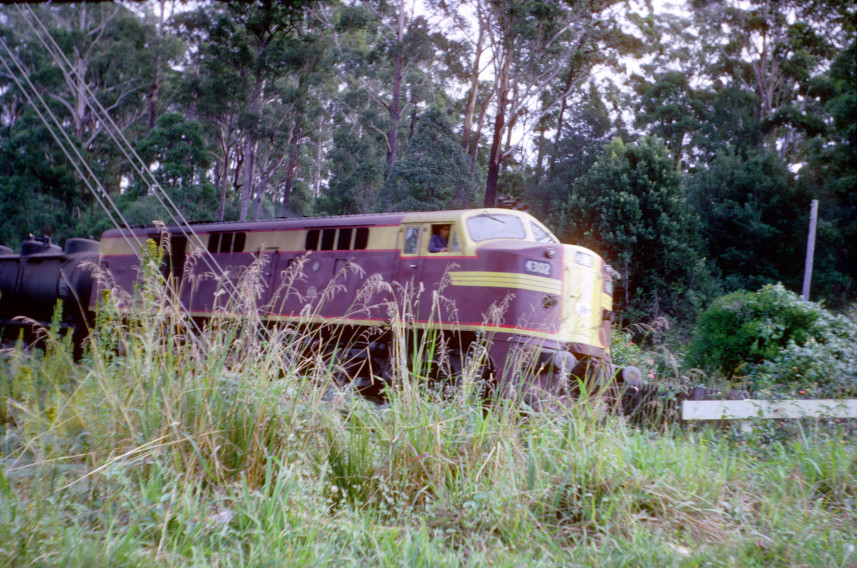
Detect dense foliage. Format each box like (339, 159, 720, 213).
(686, 284, 857, 396)
(1, 0, 855, 320)
(562, 136, 706, 319)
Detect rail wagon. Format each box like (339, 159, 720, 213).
(0, 209, 640, 405)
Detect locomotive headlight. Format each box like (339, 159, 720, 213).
(544, 248, 555, 258)
(574, 302, 591, 316)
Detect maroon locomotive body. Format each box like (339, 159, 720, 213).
(2, 209, 640, 404)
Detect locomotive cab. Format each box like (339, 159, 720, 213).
(389, 209, 636, 406)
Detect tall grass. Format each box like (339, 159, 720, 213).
(1, 244, 855, 566)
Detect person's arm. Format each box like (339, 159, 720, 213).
(429, 234, 447, 252)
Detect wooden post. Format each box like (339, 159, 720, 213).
(802, 199, 818, 301)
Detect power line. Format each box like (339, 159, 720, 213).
(0, 37, 144, 258)
(19, 3, 263, 320)
(10, 6, 272, 342)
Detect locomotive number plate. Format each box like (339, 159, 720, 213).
(524, 259, 551, 277)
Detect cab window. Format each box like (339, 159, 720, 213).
(530, 221, 558, 243)
(403, 227, 420, 254)
(428, 224, 461, 253)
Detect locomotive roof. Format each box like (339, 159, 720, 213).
(100, 208, 541, 237)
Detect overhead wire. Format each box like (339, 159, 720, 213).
(0, 37, 145, 258)
(11, 5, 276, 344)
(17, 4, 233, 284)
(0, 17, 213, 343)
(19, 4, 274, 331)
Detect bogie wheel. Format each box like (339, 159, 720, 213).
(570, 358, 612, 400)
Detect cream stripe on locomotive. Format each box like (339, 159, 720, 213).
(448, 271, 562, 295)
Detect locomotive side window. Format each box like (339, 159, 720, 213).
(428, 224, 460, 253)
(337, 228, 353, 250)
(321, 229, 336, 250)
(403, 227, 420, 254)
(208, 232, 247, 253)
(233, 232, 246, 252)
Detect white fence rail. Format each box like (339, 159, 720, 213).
(682, 399, 857, 424)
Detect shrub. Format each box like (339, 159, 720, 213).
(686, 284, 857, 396)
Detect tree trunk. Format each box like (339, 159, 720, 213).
(217, 120, 235, 222)
(253, 171, 269, 221)
(386, 49, 404, 172)
(312, 116, 324, 200)
(550, 64, 577, 175)
(484, 110, 504, 208)
(462, 15, 485, 155)
(240, 139, 256, 221)
(147, 0, 166, 132)
(484, 51, 511, 208)
(385, 2, 407, 173)
(282, 120, 302, 211)
(218, 157, 229, 222)
(471, 90, 493, 174)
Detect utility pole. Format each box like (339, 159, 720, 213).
(802, 199, 819, 301)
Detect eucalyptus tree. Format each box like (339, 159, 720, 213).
(384, 106, 479, 211)
(125, 112, 216, 225)
(630, 71, 704, 167)
(180, 1, 318, 222)
(533, 82, 613, 233)
(0, 3, 165, 244)
(317, 86, 389, 215)
(623, 0, 854, 306)
(478, 0, 644, 207)
(6, 4, 158, 148)
(424, 0, 494, 173)
(317, 0, 438, 175)
(688, 0, 851, 162)
(171, 7, 244, 221)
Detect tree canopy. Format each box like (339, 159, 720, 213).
(1, 0, 854, 321)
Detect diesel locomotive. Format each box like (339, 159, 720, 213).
(0, 209, 640, 405)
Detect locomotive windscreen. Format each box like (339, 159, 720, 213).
(467, 214, 526, 242)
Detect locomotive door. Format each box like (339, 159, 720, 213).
(397, 224, 426, 312)
(259, 249, 281, 313)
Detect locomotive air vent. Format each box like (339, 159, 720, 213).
(305, 227, 369, 251)
(208, 232, 246, 253)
